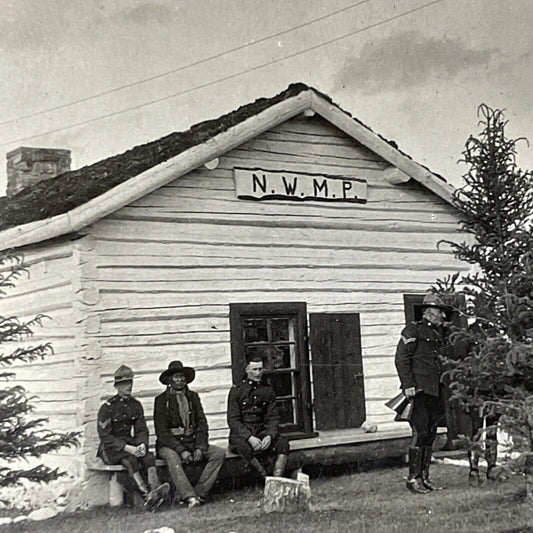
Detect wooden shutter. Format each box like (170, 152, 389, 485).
(309, 313, 365, 431)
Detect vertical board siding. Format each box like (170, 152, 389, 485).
(84, 115, 466, 445)
(309, 313, 365, 430)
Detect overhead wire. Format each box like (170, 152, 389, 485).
(0, 0, 446, 148)
(0, 0, 371, 127)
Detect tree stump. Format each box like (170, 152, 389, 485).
(262, 475, 311, 513)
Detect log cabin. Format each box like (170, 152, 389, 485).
(0, 83, 468, 507)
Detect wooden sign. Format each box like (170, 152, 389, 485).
(234, 167, 367, 203)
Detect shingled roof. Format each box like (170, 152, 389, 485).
(0, 83, 453, 245)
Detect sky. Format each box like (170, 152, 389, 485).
(0, 0, 532, 195)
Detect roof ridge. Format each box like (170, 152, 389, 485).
(0, 83, 313, 231)
(0, 82, 447, 234)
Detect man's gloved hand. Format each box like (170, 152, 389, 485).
(180, 450, 193, 464)
(193, 449, 205, 462)
(260, 435, 272, 450)
(248, 436, 262, 451)
(404, 387, 416, 398)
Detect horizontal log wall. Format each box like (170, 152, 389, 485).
(0, 241, 86, 475)
(84, 115, 466, 448)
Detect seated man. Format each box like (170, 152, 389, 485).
(227, 356, 289, 478)
(97, 365, 169, 510)
(154, 361, 225, 509)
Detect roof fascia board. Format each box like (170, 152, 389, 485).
(0, 90, 313, 251)
(310, 93, 455, 205)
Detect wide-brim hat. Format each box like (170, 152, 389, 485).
(159, 360, 195, 385)
(421, 293, 448, 309)
(114, 365, 134, 385)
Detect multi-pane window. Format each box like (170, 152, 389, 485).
(229, 302, 313, 436)
(242, 316, 299, 428)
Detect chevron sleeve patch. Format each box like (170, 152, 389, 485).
(400, 335, 416, 345)
(98, 418, 111, 429)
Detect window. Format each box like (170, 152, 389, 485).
(229, 302, 313, 436)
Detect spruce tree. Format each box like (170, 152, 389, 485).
(0, 252, 78, 487)
(436, 104, 533, 497)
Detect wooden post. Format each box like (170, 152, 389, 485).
(109, 473, 124, 507)
(262, 475, 311, 513)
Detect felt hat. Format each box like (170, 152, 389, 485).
(114, 365, 134, 385)
(159, 361, 195, 385)
(421, 293, 448, 309)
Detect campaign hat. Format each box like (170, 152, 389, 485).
(421, 293, 448, 309)
(114, 365, 134, 385)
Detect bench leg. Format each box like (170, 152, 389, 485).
(109, 472, 124, 507)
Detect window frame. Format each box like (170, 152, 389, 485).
(229, 302, 313, 437)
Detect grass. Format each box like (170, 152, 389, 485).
(1, 462, 533, 533)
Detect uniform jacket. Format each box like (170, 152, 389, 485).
(97, 395, 148, 456)
(227, 378, 279, 440)
(154, 388, 208, 454)
(395, 320, 448, 397)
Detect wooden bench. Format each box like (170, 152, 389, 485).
(88, 449, 303, 506)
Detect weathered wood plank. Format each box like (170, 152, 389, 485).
(2, 242, 73, 268)
(94, 315, 229, 336)
(88, 263, 462, 284)
(99, 343, 231, 368)
(115, 201, 459, 226)
(363, 375, 399, 398)
(227, 147, 388, 171)
(259, 128, 368, 149)
(92, 241, 457, 267)
(95, 290, 411, 310)
(6, 360, 79, 380)
(95, 330, 230, 347)
(238, 136, 385, 163)
(133, 184, 452, 212)
(106, 211, 457, 234)
(2, 339, 81, 358)
(361, 357, 397, 378)
(87, 280, 458, 299)
(267, 116, 352, 137)
(2, 271, 72, 300)
(91, 219, 461, 248)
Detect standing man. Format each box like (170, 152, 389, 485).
(154, 361, 225, 509)
(395, 293, 448, 494)
(227, 356, 289, 479)
(450, 302, 500, 486)
(97, 365, 170, 509)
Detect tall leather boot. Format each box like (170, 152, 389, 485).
(146, 466, 170, 509)
(422, 446, 444, 490)
(273, 454, 288, 477)
(132, 472, 150, 497)
(485, 435, 498, 480)
(468, 451, 481, 487)
(406, 447, 429, 494)
(249, 457, 267, 479)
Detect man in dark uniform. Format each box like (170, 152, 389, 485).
(227, 355, 289, 479)
(395, 293, 448, 494)
(97, 365, 170, 509)
(154, 361, 225, 509)
(449, 302, 500, 486)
